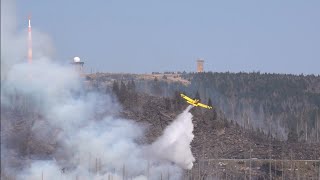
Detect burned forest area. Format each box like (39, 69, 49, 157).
(2, 72, 320, 179)
(87, 72, 320, 179)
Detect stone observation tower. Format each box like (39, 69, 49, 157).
(196, 59, 204, 73)
(71, 56, 84, 75)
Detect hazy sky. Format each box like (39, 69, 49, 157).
(16, 0, 319, 74)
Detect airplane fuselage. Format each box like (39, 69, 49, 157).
(181, 93, 212, 109)
(186, 100, 199, 106)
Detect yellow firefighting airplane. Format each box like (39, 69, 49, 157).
(180, 93, 213, 109)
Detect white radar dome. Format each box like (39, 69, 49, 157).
(73, 56, 81, 62)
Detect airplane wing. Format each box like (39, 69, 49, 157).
(197, 103, 213, 109)
(180, 94, 196, 104)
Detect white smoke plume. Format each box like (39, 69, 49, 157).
(1, 0, 195, 179)
(150, 106, 195, 169)
(1, 0, 54, 80)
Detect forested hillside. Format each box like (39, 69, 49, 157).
(88, 72, 320, 143)
(182, 72, 320, 143)
(3, 72, 319, 179)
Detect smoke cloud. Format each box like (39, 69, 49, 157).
(1, 0, 195, 179)
(1, 0, 54, 80)
(151, 106, 195, 169)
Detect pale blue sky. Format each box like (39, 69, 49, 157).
(16, 0, 320, 74)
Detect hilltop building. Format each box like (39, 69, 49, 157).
(71, 56, 84, 75)
(197, 59, 204, 73)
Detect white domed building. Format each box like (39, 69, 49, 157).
(71, 56, 84, 75)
